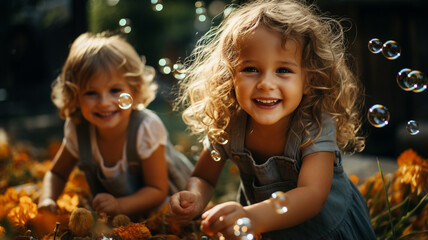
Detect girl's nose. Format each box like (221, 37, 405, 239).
(257, 73, 276, 90)
(98, 92, 115, 106)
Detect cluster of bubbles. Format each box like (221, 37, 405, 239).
(271, 191, 289, 214)
(195, 1, 208, 23)
(233, 217, 254, 240)
(368, 38, 401, 60)
(117, 93, 133, 110)
(118, 18, 132, 34)
(208, 129, 230, 162)
(397, 68, 427, 93)
(367, 38, 424, 136)
(157, 58, 187, 80)
(151, 0, 164, 12)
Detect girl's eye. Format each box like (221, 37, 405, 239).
(84, 91, 97, 96)
(277, 68, 292, 74)
(241, 67, 258, 73)
(110, 88, 122, 94)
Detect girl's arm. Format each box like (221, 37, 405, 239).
(201, 151, 334, 237)
(169, 149, 226, 222)
(38, 142, 78, 211)
(95, 144, 169, 216)
(247, 151, 335, 234)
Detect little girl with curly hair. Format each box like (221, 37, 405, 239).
(169, 0, 376, 239)
(38, 32, 193, 219)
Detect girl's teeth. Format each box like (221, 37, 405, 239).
(98, 112, 114, 117)
(256, 99, 278, 104)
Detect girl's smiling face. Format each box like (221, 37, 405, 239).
(78, 70, 133, 131)
(234, 26, 308, 127)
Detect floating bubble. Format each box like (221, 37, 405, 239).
(151, 0, 163, 12)
(368, 38, 382, 54)
(367, 104, 390, 128)
(118, 93, 133, 110)
(210, 149, 221, 161)
(406, 120, 420, 135)
(173, 63, 186, 80)
(233, 217, 254, 240)
(195, 1, 206, 8)
(382, 40, 401, 60)
(271, 191, 288, 214)
(408, 70, 427, 93)
(106, 0, 119, 6)
(396, 68, 414, 91)
(208, 129, 229, 145)
(118, 18, 132, 34)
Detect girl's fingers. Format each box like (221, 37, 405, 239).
(201, 204, 237, 234)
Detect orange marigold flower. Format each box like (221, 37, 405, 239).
(57, 193, 79, 213)
(112, 222, 151, 240)
(7, 196, 38, 226)
(395, 149, 428, 194)
(349, 174, 359, 185)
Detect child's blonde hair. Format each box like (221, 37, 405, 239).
(176, 0, 365, 153)
(52, 31, 156, 123)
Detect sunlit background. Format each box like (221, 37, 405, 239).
(0, 0, 427, 160)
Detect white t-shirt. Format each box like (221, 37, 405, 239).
(63, 110, 167, 179)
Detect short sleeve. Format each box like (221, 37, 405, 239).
(63, 119, 80, 159)
(301, 113, 340, 158)
(136, 111, 168, 159)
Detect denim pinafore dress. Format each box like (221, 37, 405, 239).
(76, 110, 193, 198)
(210, 111, 376, 240)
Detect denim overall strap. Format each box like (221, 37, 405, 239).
(76, 110, 145, 197)
(76, 119, 107, 197)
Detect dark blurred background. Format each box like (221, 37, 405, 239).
(0, 0, 427, 159)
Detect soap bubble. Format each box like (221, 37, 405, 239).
(118, 93, 133, 110)
(210, 149, 221, 161)
(173, 63, 186, 80)
(271, 191, 289, 214)
(233, 217, 254, 240)
(382, 40, 401, 60)
(406, 120, 420, 135)
(151, 0, 163, 12)
(396, 68, 414, 91)
(208, 129, 229, 145)
(408, 70, 427, 93)
(367, 104, 390, 128)
(368, 38, 382, 54)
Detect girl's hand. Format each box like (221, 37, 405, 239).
(38, 198, 58, 213)
(168, 190, 202, 224)
(200, 201, 249, 239)
(92, 193, 121, 216)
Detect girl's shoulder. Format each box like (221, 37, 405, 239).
(135, 109, 165, 129)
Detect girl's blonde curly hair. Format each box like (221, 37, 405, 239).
(52, 31, 157, 124)
(176, 0, 365, 153)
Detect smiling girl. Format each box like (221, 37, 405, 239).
(38, 32, 193, 219)
(169, 0, 376, 239)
